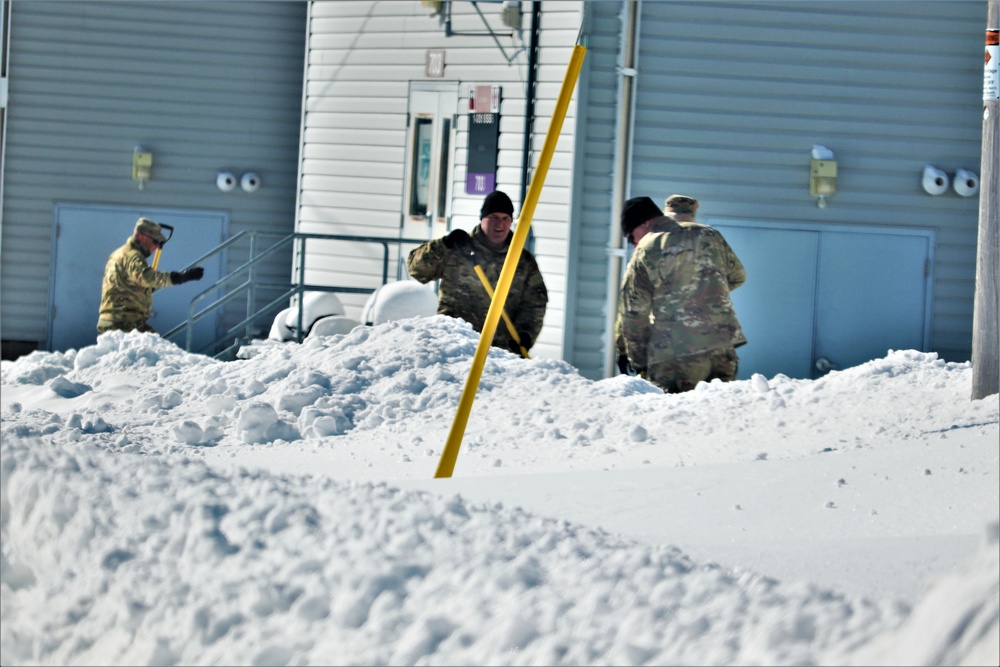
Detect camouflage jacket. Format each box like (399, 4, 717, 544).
(406, 226, 548, 350)
(619, 216, 746, 369)
(98, 237, 175, 323)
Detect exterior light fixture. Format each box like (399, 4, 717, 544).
(810, 144, 837, 208)
(132, 145, 153, 190)
(501, 1, 522, 29)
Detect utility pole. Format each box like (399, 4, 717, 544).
(972, 0, 999, 400)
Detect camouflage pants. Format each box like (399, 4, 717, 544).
(97, 316, 157, 335)
(647, 347, 739, 394)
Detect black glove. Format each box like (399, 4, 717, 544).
(617, 353, 635, 376)
(507, 331, 531, 356)
(170, 267, 205, 285)
(442, 229, 472, 250)
(516, 331, 532, 351)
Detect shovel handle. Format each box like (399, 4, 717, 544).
(472, 264, 530, 359)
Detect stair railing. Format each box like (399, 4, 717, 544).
(161, 230, 429, 359)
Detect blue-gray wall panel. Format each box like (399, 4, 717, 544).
(566, 0, 622, 377)
(1, 1, 307, 349)
(629, 0, 983, 364)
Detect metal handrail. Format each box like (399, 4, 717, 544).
(162, 230, 430, 359)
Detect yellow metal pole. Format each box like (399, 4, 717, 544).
(151, 248, 163, 271)
(435, 44, 586, 478)
(472, 264, 530, 359)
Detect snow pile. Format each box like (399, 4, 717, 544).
(848, 522, 999, 667)
(1, 316, 997, 665)
(2, 435, 902, 666)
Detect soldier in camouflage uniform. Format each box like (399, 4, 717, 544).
(617, 195, 746, 393)
(407, 191, 547, 355)
(97, 217, 205, 335)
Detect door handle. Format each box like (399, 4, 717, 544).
(815, 357, 834, 373)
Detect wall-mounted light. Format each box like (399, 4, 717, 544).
(809, 144, 837, 208)
(501, 1, 522, 29)
(953, 168, 979, 197)
(922, 165, 949, 195)
(132, 145, 153, 190)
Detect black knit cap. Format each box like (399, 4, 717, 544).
(620, 196, 663, 237)
(480, 190, 515, 218)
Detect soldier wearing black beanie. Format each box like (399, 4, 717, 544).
(620, 196, 664, 243)
(407, 190, 548, 357)
(617, 193, 747, 393)
(480, 190, 515, 218)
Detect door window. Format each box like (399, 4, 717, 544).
(409, 117, 434, 217)
(403, 86, 458, 235)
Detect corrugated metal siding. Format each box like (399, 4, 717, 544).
(1, 1, 306, 346)
(565, 0, 622, 378)
(629, 1, 984, 363)
(298, 0, 583, 360)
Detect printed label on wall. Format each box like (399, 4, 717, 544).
(986, 30, 999, 101)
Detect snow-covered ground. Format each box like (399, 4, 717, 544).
(2, 315, 997, 665)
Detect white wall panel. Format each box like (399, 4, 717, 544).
(297, 0, 585, 358)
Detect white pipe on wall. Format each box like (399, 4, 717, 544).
(603, 0, 641, 378)
(216, 171, 237, 192)
(922, 165, 949, 195)
(953, 168, 980, 197)
(241, 172, 261, 193)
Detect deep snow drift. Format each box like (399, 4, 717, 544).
(2, 316, 997, 665)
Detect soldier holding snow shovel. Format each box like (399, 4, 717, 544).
(97, 217, 205, 335)
(406, 191, 547, 358)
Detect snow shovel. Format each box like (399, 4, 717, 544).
(150, 223, 175, 271)
(470, 264, 531, 359)
(451, 233, 530, 359)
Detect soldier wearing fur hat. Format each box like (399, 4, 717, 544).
(616, 195, 747, 393)
(97, 217, 205, 335)
(407, 191, 548, 356)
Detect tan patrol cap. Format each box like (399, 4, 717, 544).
(663, 194, 699, 214)
(134, 217, 167, 244)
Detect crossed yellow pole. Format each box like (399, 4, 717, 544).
(472, 264, 530, 359)
(435, 44, 586, 478)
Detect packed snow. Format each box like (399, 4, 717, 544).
(1, 315, 997, 666)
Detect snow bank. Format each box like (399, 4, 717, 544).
(2, 435, 903, 666)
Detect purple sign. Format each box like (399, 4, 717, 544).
(466, 172, 496, 195)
